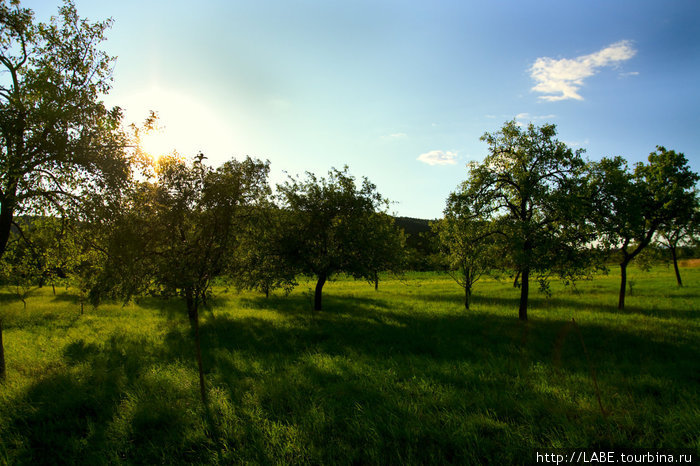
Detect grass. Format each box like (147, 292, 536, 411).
(0, 265, 698, 464)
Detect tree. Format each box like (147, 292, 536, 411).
(658, 204, 699, 287)
(0, 0, 130, 260)
(433, 189, 497, 309)
(92, 154, 270, 402)
(360, 212, 406, 291)
(276, 166, 396, 310)
(0, 0, 131, 381)
(590, 147, 698, 308)
(465, 120, 589, 320)
(231, 203, 297, 298)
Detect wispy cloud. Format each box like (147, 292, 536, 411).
(530, 40, 636, 101)
(417, 150, 458, 166)
(563, 139, 590, 148)
(515, 112, 557, 126)
(385, 132, 407, 139)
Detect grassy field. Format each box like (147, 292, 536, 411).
(0, 265, 698, 464)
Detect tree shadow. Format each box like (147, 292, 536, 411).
(3, 285, 698, 463)
(3, 332, 214, 465)
(412, 289, 700, 320)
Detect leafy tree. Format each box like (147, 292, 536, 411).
(231, 203, 297, 298)
(658, 204, 699, 287)
(276, 166, 395, 310)
(360, 212, 407, 291)
(92, 154, 270, 402)
(590, 147, 699, 308)
(0, 0, 131, 260)
(0, 0, 131, 380)
(433, 190, 497, 310)
(465, 120, 589, 320)
(0, 228, 41, 308)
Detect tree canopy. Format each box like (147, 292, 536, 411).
(462, 120, 590, 320)
(590, 147, 699, 307)
(0, 0, 133, 260)
(276, 166, 402, 310)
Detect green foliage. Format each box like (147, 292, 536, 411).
(231, 204, 297, 297)
(276, 166, 404, 308)
(590, 147, 699, 306)
(461, 120, 591, 319)
(0, 0, 131, 260)
(90, 154, 271, 315)
(394, 216, 440, 271)
(433, 189, 498, 309)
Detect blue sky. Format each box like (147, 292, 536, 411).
(26, 0, 700, 218)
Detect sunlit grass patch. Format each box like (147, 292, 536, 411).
(0, 266, 698, 463)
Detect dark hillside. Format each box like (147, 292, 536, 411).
(393, 216, 440, 270)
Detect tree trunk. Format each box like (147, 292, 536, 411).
(190, 302, 207, 404)
(618, 261, 628, 310)
(0, 201, 14, 261)
(374, 271, 379, 291)
(671, 246, 683, 287)
(518, 268, 529, 321)
(513, 270, 520, 288)
(186, 288, 197, 325)
(0, 319, 5, 381)
(314, 273, 327, 311)
(464, 268, 471, 310)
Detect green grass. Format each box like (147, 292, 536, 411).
(0, 266, 698, 464)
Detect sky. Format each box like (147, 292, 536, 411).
(24, 0, 700, 219)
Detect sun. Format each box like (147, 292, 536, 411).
(139, 128, 174, 158)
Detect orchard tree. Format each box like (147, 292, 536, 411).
(591, 148, 699, 308)
(360, 212, 406, 291)
(92, 154, 270, 402)
(277, 166, 398, 310)
(658, 204, 699, 287)
(0, 0, 131, 382)
(231, 203, 297, 298)
(466, 120, 590, 320)
(433, 190, 496, 309)
(0, 0, 131, 259)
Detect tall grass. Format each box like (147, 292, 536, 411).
(0, 266, 698, 464)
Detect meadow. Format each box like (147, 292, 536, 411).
(0, 265, 698, 465)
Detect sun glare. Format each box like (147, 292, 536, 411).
(139, 129, 175, 158)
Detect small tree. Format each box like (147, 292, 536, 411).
(433, 190, 496, 309)
(231, 203, 297, 297)
(360, 212, 407, 291)
(276, 166, 395, 310)
(591, 148, 699, 308)
(657, 202, 699, 287)
(465, 120, 590, 320)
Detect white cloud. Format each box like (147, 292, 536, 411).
(381, 132, 407, 140)
(417, 150, 458, 166)
(530, 40, 636, 101)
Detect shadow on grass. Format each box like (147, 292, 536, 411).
(3, 287, 698, 464)
(4, 332, 215, 465)
(411, 290, 700, 320)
